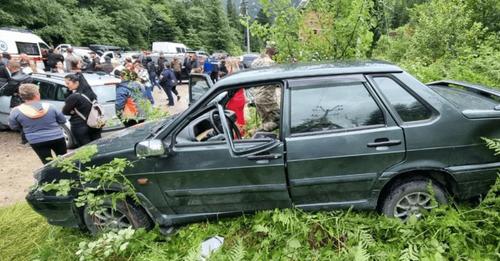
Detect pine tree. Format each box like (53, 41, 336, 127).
(205, 0, 233, 53)
(256, 7, 270, 25)
(226, 0, 239, 28)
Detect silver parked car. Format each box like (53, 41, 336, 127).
(0, 72, 124, 148)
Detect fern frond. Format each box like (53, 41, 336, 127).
(482, 137, 500, 155)
(228, 238, 246, 261)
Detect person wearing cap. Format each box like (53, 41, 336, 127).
(250, 41, 280, 132)
(8, 83, 67, 163)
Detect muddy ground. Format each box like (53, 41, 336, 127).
(0, 85, 188, 207)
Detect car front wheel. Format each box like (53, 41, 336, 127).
(83, 200, 153, 235)
(381, 179, 448, 220)
(61, 125, 75, 149)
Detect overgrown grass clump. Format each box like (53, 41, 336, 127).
(1, 176, 499, 261)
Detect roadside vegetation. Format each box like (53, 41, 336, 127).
(1, 172, 499, 260)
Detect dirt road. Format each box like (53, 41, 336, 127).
(0, 85, 188, 207)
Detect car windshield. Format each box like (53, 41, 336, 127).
(92, 85, 116, 103)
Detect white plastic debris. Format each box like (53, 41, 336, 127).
(200, 236, 224, 260)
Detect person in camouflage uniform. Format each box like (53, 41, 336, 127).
(250, 43, 280, 132)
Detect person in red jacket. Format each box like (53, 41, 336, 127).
(225, 58, 246, 136)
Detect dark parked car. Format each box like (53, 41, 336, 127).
(27, 61, 500, 233)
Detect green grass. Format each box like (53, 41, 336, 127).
(1, 177, 499, 261)
(0, 203, 89, 261)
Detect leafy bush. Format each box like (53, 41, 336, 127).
(2, 178, 499, 260)
(39, 145, 138, 214)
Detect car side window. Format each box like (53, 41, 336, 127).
(55, 84, 69, 101)
(291, 83, 385, 134)
(33, 80, 57, 100)
(373, 77, 432, 122)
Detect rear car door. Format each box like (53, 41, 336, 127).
(284, 75, 406, 209)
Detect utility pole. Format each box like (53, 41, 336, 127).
(246, 15, 250, 53)
(241, 0, 250, 53)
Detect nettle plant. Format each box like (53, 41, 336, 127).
(40, 145, 138, 214)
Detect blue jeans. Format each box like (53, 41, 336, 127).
(145, 86, 154, 104)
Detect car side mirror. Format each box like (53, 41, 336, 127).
(495, 104, 500, 111)
(135, 139, 166, 158)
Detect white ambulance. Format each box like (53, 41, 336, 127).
(0, 28, 50, 71)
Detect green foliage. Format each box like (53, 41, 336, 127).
(0, 0, 245, 52)
(76, 227, 136, 260)
(483, 137, 500, 156)
(373, 0, 500, 87)
(39, 145, 138, 214)
(250, 0, 374, 62)
(3, 179, 500, 260)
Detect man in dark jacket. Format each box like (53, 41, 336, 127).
(83, 52, 100, 72)
(145, 57, 158, 88)
(47, 49, 65, 71)
(1, 61, 32, 144)
(156, 53, 165, 78)
(0, 62, 10, 88)
(159, 64, 178, 106)
(0, 61, 32, 108)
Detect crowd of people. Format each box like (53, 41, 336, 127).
(0, 43, 279, 164)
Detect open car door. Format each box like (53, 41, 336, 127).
(189, 73, 213, 105)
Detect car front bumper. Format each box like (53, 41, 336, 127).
(26, 190, 82, 228)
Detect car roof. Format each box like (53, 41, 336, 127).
(215, 60, 403, 87)
(31, 72, 120, 86)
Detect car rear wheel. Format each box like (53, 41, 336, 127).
(61, 125, 75, 149)
(83, 200, 153, 235)
(381, 179, 448, 220)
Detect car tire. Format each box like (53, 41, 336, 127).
(61, 125, 75, 149)
(381, 179, 448, 220)
(83, 200, 153, 235)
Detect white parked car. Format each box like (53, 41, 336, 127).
(0, 72, 124, 148)
(55, 44, 94, 61)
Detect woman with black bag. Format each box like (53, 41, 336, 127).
(62, 73, 102, 147)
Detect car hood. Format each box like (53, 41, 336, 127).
(92, 116, 176, 155)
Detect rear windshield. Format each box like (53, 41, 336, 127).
(92, 85, 116, 103)
(15, 42, 39, 55)
(430, 85, 499, 110)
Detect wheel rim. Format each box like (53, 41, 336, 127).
(62, 127, 71, 147)
(90, 208, 131, 231)
(393, 192, 437, 219)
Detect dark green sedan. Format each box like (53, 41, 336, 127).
(27, 61, 500, 233)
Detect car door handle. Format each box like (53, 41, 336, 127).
(367, 139, 401, 147)
(247, 154, 282, 160)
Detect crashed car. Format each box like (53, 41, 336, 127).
(27, 61, 500, 233)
